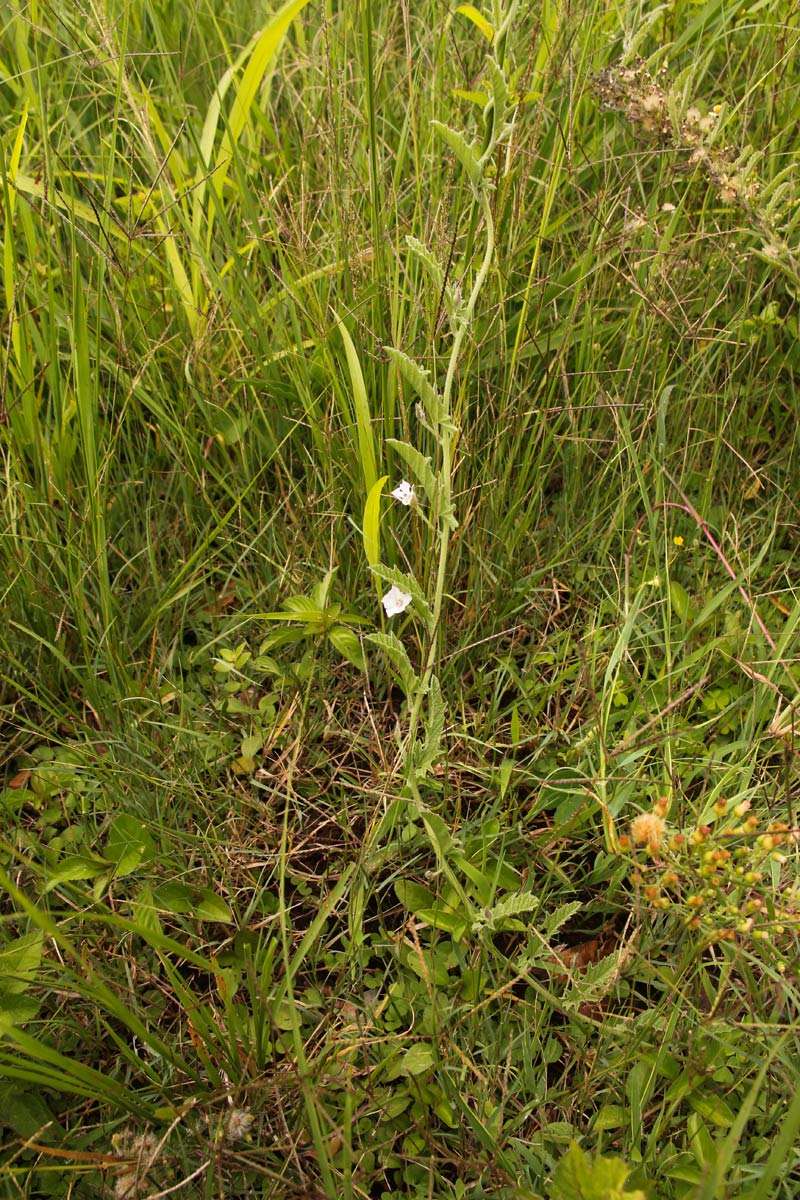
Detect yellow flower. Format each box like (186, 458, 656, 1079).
(673, 535, 684, 546)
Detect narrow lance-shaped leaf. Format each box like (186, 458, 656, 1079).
(431, 120, 482, 185)
(452, 88, 490, 107)
(543, 901, 583, 940)
(425, 674, 445, 756)
(366, 631, 419, 696)
(3, 105, 28, 369)
(455, 3, 495, 42)
(486, 58, 508, 125)
(371, 563, 432, 626)
(412, 674, 446, 777)
(474, 892, 540, 932)
(384, 346, 442, 428)
(386, 439, 438, 503)
(405, 235, 444, 292)
(0, 933, 42, 994)
(338, 318, 379, 493)
(363, 475, 388, 577)
(191, 33, 259, 299)
(210, 0, 311, 209)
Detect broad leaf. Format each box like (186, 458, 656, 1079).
(105, 814, 155, 878)
(44, 856, 107, 894)
(394, 879, 437, 912)
(550, 1142, 646, 1200)
(400, 1043, 436, 1076)
(0, 933, 42, 994)
(194, 890, 234, 924)
(328, 624, 365, 670)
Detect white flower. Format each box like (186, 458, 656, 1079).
(391, 480, 416, 506)
(382, 585, 412, 618)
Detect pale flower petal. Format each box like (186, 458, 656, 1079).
(382, 585, 412, 618)
(391, 480, 416, 506)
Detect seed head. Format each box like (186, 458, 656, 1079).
(225, 1108, 255, 1141)
(630, 811, 666, 851)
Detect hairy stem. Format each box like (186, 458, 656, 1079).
(404, 187, 496, 759)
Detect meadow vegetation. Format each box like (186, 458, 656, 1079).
(1, 0, 800, 1196)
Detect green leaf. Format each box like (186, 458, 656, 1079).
(131, 884, 163, 937)
(395, 879, 466, 937)
(740, 1075, 800, 1200)
(422, 808, 453, 857)
(43, 855, 107, 894)
(405, 235, 444, 292)
(563, 952, 621, 1010)
(0, 1085, 60, 1139)
(259, 627, 309, 652)
(283, 594, 324, 620)
(394, 879, 437, 912)
(205, 0, 312, 276)
(337, 317, 378, 493)
(412, 674, 445, 775)
(487, 58, 507, 116)
(0, 788, 26, 813)
(452, 87, 490, 106)
(366, 631, 418, 696)
(669, 579, 692, 622)
(271, 999, 296, 1030)
(400, 1043, 436, 1076)
(455, 3, 494, 41)
(688, 1089, 735, 1128)
(105, 813, 155, 878)
(240, 733, 263, 759)
(371, 563, 432, 625)
(386, 438, 438, 503)
(431, 120, 482, 185)
(194, 890, 234, 924)
(588, 1158, 645, 1200)
(328, 625, 365, 670)
(211, 408, 250, 446)
(0, 933, 42, 994)
(543, 902, 583, 940)
(550, 1142, 645, 1200)
(384, 346, 442, 428)
(0, 989, 40, 1036)
(594, 1104, 627, 1131)
(154, 882, 195, 914)
(363, 474, 388, 573)
(425, 674, 444, 754)
(475, 891, 540, 931)
(417, 906, 468, 938)
(311, 568, 337, 610)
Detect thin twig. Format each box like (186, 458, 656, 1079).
(143, 1159, 211, 1200)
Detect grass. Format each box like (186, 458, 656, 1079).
(1, 0, 800, 1196)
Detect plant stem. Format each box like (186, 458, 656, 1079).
(403, 188, 496, 760)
